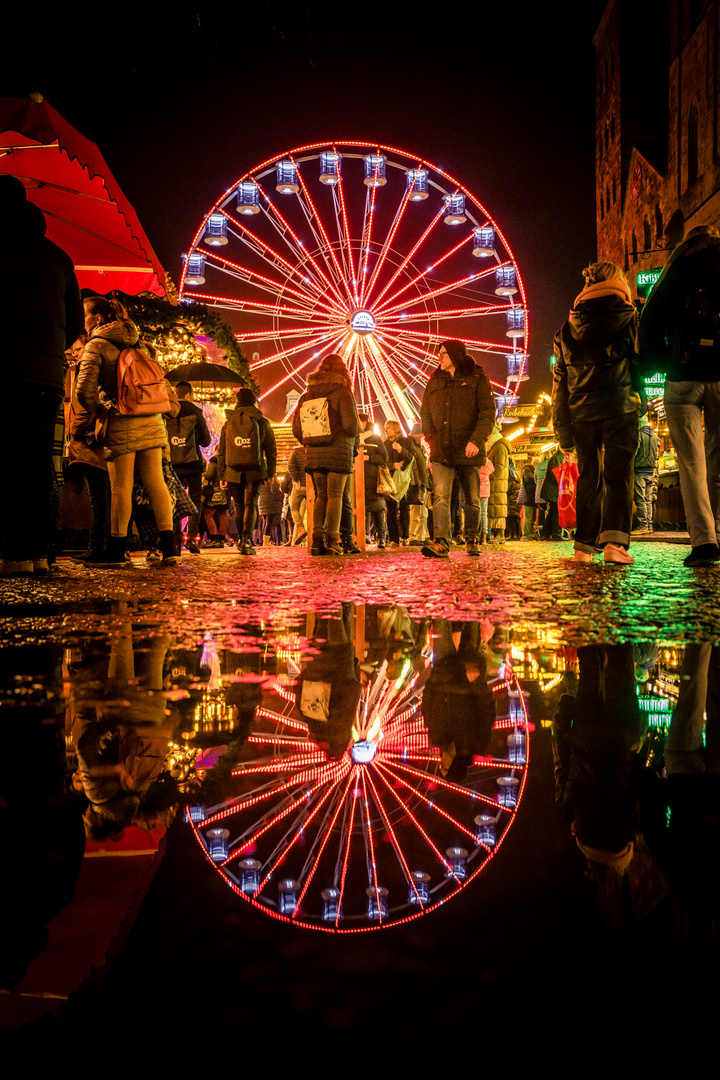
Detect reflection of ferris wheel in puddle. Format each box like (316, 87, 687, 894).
(186, 672, 529, 932)
(179, 142, 529, 424)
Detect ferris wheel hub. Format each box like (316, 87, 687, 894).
(348, 309, 376, 335)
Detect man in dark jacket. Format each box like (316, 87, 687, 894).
(218, 388, 277, 555)
(420, 339, 495, 557)
(167, 381, 211, 554)
(0, 176, 84, 573)
(639, 225, 720, 566)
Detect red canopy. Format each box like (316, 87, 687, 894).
(0, 96, 166, 296)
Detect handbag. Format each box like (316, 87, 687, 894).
(552, 453, 579, 529)
(376, 465, 395, 496)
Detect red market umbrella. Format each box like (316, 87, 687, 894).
(0, 95, 166, 296)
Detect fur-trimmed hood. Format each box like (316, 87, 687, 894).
(307, 370, 352, 390)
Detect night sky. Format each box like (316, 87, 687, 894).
(6, 3, 607, 401)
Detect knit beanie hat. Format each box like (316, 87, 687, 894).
(441, 339, 469, 367)
(236, 388, 257, 406)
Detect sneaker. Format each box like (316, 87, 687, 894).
(604, 543, 635, 565)
(325, 539, 344, 556)
(573, 550, 593, 563)
(145, 549, 162, 564)
(187, 540, 201, 555)
(466, 541, 481, 557)
(421, 540, 450, 559)
(0, 559, 34, 576)
(239, 539, 256, 556)
(684, 544, 720, 567)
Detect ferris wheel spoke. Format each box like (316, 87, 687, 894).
(293, 159, 355, 308)
(367, 208, 444, 311)
(377, 263, 499, 320)
(333, 166, 360, 306)
(363, 767, 426, 905)
(189, 293, 340, 323)
(195, 247, 338, 314)
(365, 338, 415, 424)
(255, 707, 309, 731)
(368, 762, 464, 884)
(375, 329, 434, 374)
(372, 232, 477, 317)
(361, 186, 413, 309)
(380, 302, 510, 323)
(388, 757, 509, 813)
(239, 325, 345, 344)
(252, 178, 339, 300)
(249, 327, 343, 368)
(374, 760, 486, 849)
(221, 211, 332, 308)
(255, 772, 349, 899)
(290, 771, 359, 918)
(357, 170, 381, 307)
(257, 330, 349, 401)
(358, 770, 384, 920)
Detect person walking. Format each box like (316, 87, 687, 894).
(419, 339, 495, 558)
(633, 415, 659, 536)
(638, 225, 720, 566)
(358, 412, 389, 548)
(218, 388, 276, 555)
(384, 419, 414, 547)
(292, 353, 359, 556)
(76, 296, 179, 567)
(552, 262, 641, 565)
(165, 381, 210, 554)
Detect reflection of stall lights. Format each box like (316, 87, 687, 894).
(540, 674, 563, 692)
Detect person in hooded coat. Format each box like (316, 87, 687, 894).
(420, 339, 495, 558)
(292, 353, 359, 556)
(0, 175, 84, 574)
(218, 388, 277, 555)
(552, 262, 640, 565)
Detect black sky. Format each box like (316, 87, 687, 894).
(5, 2, 607, 399)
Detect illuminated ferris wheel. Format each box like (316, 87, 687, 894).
(179, 141, 529, 424)
(186, 669, 529, 932)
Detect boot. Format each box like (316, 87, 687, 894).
(159, 530, 180, 567)
(263, 535, 272, 546)
(86, 536, 128, 568)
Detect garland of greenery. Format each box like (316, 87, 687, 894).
(115, 291, 259, 393)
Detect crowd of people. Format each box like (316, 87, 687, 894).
(3, 163, 719, 575)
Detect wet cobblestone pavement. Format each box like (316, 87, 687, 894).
(2, 541, 718, 1047)
(1, 539, 717, 647)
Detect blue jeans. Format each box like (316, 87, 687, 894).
(431, 462, 481, 543)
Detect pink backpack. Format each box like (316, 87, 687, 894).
(115, 346, 171, 415)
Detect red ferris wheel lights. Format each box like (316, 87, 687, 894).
(382, 302, 510, 323)
(335, 765, 360, 927)
(357, 158, 382, 307)
(363, 767, 425, 906)
(293, 157, 355, 309)
(252, 177, 345, 307)
(333, 154, 360, 308)
(389, 757, 508, 812)
(232, 753, 328, 776)
(220, 208, 332, 305)
(369, 208, 444, 312)
(373, 759, 483, 848)
(195, 245, 339, 315)
(361, 186, 413, 307)
(377, 259, 494, 320)
(257, 331, 348, 400)
(372, 231, 476, 317)
(250, 326, 339, 369)
(359, 770, 383, 923)
(291, 769, 358, 919)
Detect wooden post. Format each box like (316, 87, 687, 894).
(353, 454, 366, 552)
(354, 603, 365, 662)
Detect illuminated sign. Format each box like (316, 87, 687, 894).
(349, 310, 376, 335)
(637, 268, 662, 296)
(501, 406, 538, 418)
(644, 371, 665, 397)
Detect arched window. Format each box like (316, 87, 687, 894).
(624, 240, 629, 271)
(655, 205, 664, 241)
(644, 217, 652, 250)
(688, 102, 699, 184)
(613, 176, 617, 204)
(632, 230, 638, 263)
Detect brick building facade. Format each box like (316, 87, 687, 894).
(595, 0, 720, 296)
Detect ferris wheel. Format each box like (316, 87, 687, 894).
(186, 669, 529, 933)
(179, 141, 528, 425)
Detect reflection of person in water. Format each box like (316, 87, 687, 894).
(296, 605, 362, 759)
(68, 624, 181, 840)
(640, 643, 720, 923)
(552, 644, 645, 876)
(423, 620, 496, 782)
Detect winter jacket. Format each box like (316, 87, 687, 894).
(634, 422, 659, 475)
(218, 404, 276, 482)
(552, 295, 640, 451)
(540, 449, 564, 503)
(165, 399, 211, 472)
(292, 370, 359, 474)
(420, 357, 495, 467)
(257, 476, 285, 515)
(487, 431, 511, 526)
(64, 361, 106, 472)
(1, 197, 83, 392)
(479, 459, 494, 500)
(518, 463, 535, 506)
(638, 232, 720, 382)
(506, 459, 521, 519)
(288, 445, 307, 485)
(76, 319, 141, 415)
(360, 430, 388, 512)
